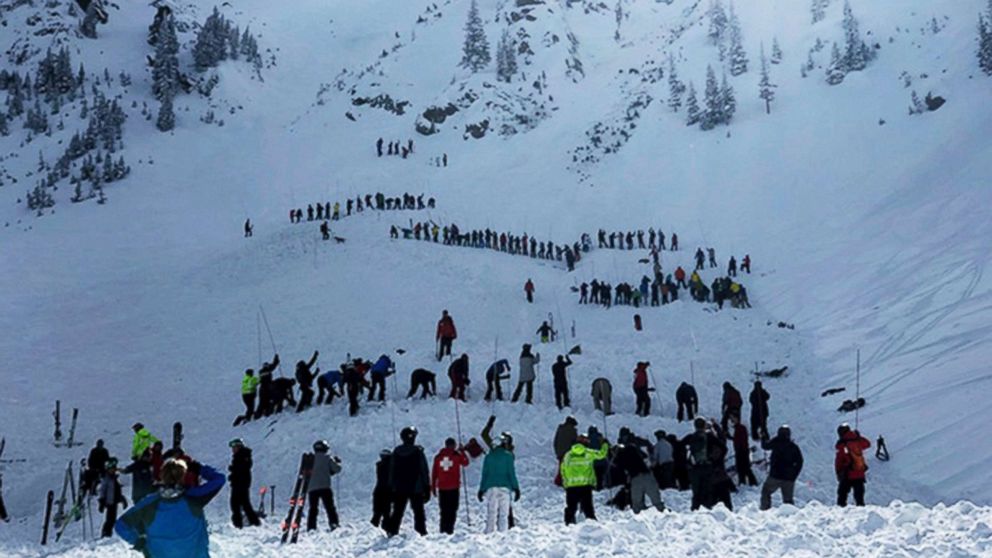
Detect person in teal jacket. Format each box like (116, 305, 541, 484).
(116, 458, 225, 557)
(478, 434, 520, 533)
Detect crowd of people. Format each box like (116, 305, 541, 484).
(596, 228, 680, 252)
(392, 224, 591, 272)
(376, 138, 415, 159)
(288, 192, 436, 226)
(577, 264, 751, 310)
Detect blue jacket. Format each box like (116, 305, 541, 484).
(115, 465, 225, 558)
(371, 356, 393, 378)
(479, 447, 519, 494)
(319, 369, 342, 386)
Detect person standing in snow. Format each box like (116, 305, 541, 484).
(368, 354, 394, 402)
(130, 423, 159, 462)
(371, 450, 393, 528)
(243, 219, 252, 238)
(741, 254, 751, 274)
(695, 248, 706, 271)
(651, 430, 675, 489)
(99, 459, 127, 537)
(344, 359, 370, 416)
(560, 435, 610, 524)
(254, 354, 280, 418)
(633, 362, 652, 417)
(116, 458, 224, 553)
(512, 344, 539, 404)
(591, 377, 613, 416)
(834, 424, 871, 507)
(728, 256, 737, 277)
(731, 417, 758, 487)
(536, 321, 555, 344)
(295, 351, 320, 413)
(436, 310, 458, 361)
(431, 438, 469, 534)
(448, 354, 470, 401)
(676, 382, 698, 422)
(386, 427, 431, 537)
(83, 440, 110, 495)
(721, 382, 743, 434)
(552, 355, 573, 410)
(760, 426, 804, 510)
(484, 358, 511, 402)
(307, 440, 341, 532)
(749, 381, 771, 440)
(553, 416, 579, 462)
(524, 279, 535, 303)
(479, 433, 520, 533)
(615, 430, 665, 514)
(236, 368, 260, 425)
(683, 418, 729, 511)
(227, 439, 261, 528)
(122, 450, 155, 506)
(707, 247, 717, 268)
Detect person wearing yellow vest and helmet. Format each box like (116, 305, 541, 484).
(235, 369, 261, 425)
(130, 423, 159, 461)
(560, 435, 609, 525)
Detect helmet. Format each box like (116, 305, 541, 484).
(500, 432, 513, 448)
(837, 423, 851, 437)
(400, 426, 418, 444)
(105, 457, 119, 471)
(778, 425, 791, 438)
(313, 440, 329, 452)
(229, 438, 245, 448)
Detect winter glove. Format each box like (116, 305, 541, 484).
(477, 491, 484, 502)
(133, 534, 147, 552)
(513, 489, 521, 502)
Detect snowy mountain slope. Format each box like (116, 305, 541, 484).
(1, 0, 991, 555)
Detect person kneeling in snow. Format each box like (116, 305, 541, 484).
(478, 433, 519, 533)
(115, 458, 225, 556)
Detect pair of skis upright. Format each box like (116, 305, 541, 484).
(280, 453, 314, 544)
(53, 401, 80, 448)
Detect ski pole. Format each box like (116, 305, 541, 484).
(855, 348, 861, 431)
(453, 398, 471, 526)
(259, 304, 283, 376)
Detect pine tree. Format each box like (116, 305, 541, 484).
(667, 55, 685, 112)
(727, 2, 748, 75)
(979, 14, 992, 75)
(156, 96, 175, 132)
(826, 42, 846, 84)
(771, 37, 783, 64)
(908, 90, 925, 115)
(460, 0, 491, 72)
(152, 14, 180, 102)
(193, 7, 230, 72)
(842, 0, 867, 72)
(708, 0, 728, 46)
(720, 72, 736, 123)
(701, 66, 722, 130)
(758, 44, 776, 114)
(811, 0, 826, 24)
(0, 112, 8, 136)
(614, 0, 623, 42)
(685, 81, 701, 126)
(496, 29, 517, 83)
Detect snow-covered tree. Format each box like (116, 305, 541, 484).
(708, 0, 729, 47)
(811, 0, 827, 24)
(667, 55, 685, 112)
(826, 42, 845, 84)
(685, 81, 701, 126)
(908, 90, 926, 115)
(842, 0, 872, 72)
(614, 0, 623, 42)
(460, 0, 491, 72)
(727, 2, 748, 75)
(193, 7, 229, 72)
(979, 13, 992, 75)
(720, 71, 736, 123)
(156, 96, 175, 132)
(496, 29, 517, 83)
(152, 14, 180, 103)
(758, 44, 776, 114)
(771, 37, 783, 64)
(701, 65, 722, 130)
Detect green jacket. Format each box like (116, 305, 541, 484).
(131, 429, 160, 460)
(560, 442, 609, 488)
(241, 375, 260, 395)
(479, 447, 519, 494)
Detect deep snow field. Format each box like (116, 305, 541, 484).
(1, 0, 991, 556)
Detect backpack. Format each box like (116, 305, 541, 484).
(845, 442, 868, 473)
(689, 434, 710, 466)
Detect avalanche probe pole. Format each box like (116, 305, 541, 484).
(855, 349, 861, 431)
(259, 304, 283, 377)
(453, 398, 471, 526)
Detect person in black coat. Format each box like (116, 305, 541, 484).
(759, 426, 804, 510)
(371, 450, 393, 527)
(83, 440, 110, 495)
(676, 382, 698, 422)
(385, 427, 430, 536)
(552, 355, 573, 410)
(749, 381, 771, 440)
(228, 439, 261, 528)
(407, 368, 437, 399)
(295, 351, 319, 413)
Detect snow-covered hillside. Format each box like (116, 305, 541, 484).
(1, 0, 991, 555)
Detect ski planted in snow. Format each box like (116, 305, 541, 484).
(280, 453, 309, 543)
(290, 453, 314, 544)
(63, 408, 79, 448)
(53, 400, 62, 445)
(257, 486, 268, 519)
(172, 422, 183, 451)
(41, 490, 54, 545)
(0, 473, 9, 522)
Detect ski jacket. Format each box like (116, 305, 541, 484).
(308, 452, 342, 493)
(676, 383, 698, 405)
(762, 435, 804, 482)
(431, 447, 469, 493)
(389, 443, 430, 495)
(553, 422, 578, 461)
(448, 358, 469, 387)
(131, 429, 159, 461)
(371, 356, 393, 378)
(436, 316, 457, 340)
(99, 474, 126, 508)
(518, 354, 540, 382)
(722, 386, 743, 412)
(675, 267, 686, 281)
(615, 444, 650, 477)
(834, 431, 871, 481)
(524, 280, 534, 293)
(560, 443, 609, 488)
(318, 370, 342, 386)
(241, 375, 260, 395)
(486, 359, 511, 382)
(651, 439, 673, 465)
(684, 431, 724, 468)
(732, 424, 750, 454)
(633, 363, 649, 389)
(124, 459, 156, 504)
(88, 446, 110, 474)
(479, 447, 519, 494)
(374, 455, 392, 492)
(115, 465, 224, 558)
(227, 447, 253, 487)
(551, 357, 572, 386)
(749, 387, 770, 416)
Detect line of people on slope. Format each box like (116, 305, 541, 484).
(376, 137, 415, 159)
(596, 228, 680, 252)
(693, 247, 751, 277)
(391, 225, 590, 271)
(289, 192, 437, 224)
(578, 267, 750, 309)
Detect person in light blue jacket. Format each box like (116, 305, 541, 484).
(116, 458, 225, 558)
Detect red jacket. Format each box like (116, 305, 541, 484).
(835, 431, 871, 480)
(431, 447, 469, 493)
(436, 316, 457, 340)
(633, 363, 648, 389)
(732, 423, 749, 454)
(524, 280, 534, 293)
(675, 267, 686, 281)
